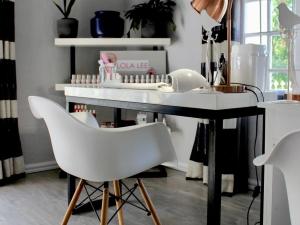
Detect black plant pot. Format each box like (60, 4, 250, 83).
(141, 21, 170, 38)
(91, 11, 124, 38)
(57, 18, 78, 38)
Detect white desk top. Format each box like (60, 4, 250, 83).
(259, 100, 300, 109)
(65, 87, 257, 110)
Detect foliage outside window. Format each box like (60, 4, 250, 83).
(243, 0, 295, 91)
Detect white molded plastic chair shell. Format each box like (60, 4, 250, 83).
(253, 130, 300, 225)
(70, 112, 99, 128)
(28, 96, 176, 183)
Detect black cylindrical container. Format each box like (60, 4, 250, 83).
(57, 18, 78, 38)
(91, 11, 124, 38)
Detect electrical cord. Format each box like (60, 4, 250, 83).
(247, 197, 256, 225)
(244, 87, 262, 225)
(246, 88, 259, 102)
(231, 82, 265, 102)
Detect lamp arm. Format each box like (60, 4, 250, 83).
(226, 0, 233, 85)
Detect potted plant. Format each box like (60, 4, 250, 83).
(53, 0, 78, 38)
(125, 0, 176, 38)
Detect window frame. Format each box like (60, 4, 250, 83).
(242, 0, 297, 91)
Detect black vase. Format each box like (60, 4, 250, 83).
(57, 18, 78, 38)
(141, 21, 169, 38)
(91, 11, 124, 38)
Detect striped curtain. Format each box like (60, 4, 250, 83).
(0, 0, 25, 185)
(186, 119, 245, 195)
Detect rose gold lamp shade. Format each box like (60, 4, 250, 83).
(191, 0, 228, 22)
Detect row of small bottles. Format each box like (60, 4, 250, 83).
(73, 104, 96, 116)
(100, 122, 115, 128)
(122, 74, 169, 84)
(70, 74, 170, 85)
(74, 104, 116, 128)
(71, 74, 100, 86)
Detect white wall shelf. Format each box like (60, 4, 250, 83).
(54, 38, 171, 47)
(55, 83, 99, 91)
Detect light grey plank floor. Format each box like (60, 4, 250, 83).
(0, 169, 260, 225)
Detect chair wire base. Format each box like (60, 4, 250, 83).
(78, 179, 152, 224)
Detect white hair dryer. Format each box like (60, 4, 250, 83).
(167, 69, 210, 92)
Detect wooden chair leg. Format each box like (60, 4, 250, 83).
(137, 178, 162, 225)
(61, 179, 85, 225)
(100, 182, 109, 225)
(113, 180, 125, 225)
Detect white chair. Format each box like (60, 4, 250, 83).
(71, 111, 100, 129)
(253, 130, 300, 225)
(28, 96, 176, 225)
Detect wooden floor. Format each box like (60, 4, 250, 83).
(0, 169, 260, 225)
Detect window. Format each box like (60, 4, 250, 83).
(243, 0, 296, 91)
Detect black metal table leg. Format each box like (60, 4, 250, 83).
(68, 174, 76, 204)
(114, 108, 121, 127)
(70, 46, 75, 78)
(67, 100, 76, 204)
(207, 119, 223, 225)
(260, 111, 266, 225)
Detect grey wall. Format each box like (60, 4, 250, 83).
(15, 0, 127, 167)
(16, 0, 204, 168)
(167, 1, 203, 72)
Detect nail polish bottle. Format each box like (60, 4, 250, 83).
(76, 75, 81, 85)
(140, 75, 145, 83)
(71, 74, 76, 85)
(129, 75, 134, 83)
(86, 74, 91, 85)
(81, 75, 86, 85)
(156, 75, 161, 83)
(145, 74, 150, 83)
(91, 75, 97, 87)
(135, 75, 140, 83)
(124, 75, 129, 83)
(150, 75, 155, 83)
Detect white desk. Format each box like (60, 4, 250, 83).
(65, 87, 257, 110)
(64, 87, 264, 225)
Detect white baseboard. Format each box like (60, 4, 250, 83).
(164, 161, 260, 191)
(25, 160, 59, 174)
(163, 161, 188, 172)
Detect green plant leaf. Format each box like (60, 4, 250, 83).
(66, 0, 76, 18)
(63, 0, 67, 13)
(53, 0, 66, 17)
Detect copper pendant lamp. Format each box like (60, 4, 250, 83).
(191, 0, 244, 93)
(191, 0, 228, 22)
